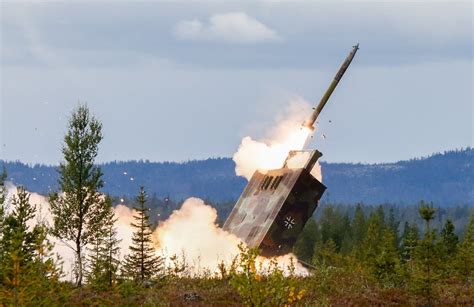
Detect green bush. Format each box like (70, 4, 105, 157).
(229, 243, 305, 306)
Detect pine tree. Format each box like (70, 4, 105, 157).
(102, 202, 121, 287)
(124, 187, 163, 283)
(418, 201, 436, 231)
(436, 219, 459, 277)
(319, 205, 351, 253)
(411, 201, 440, 304)
(293, 218, 319, 263)
(0, 187, 63, 305)
(339, 213, 353, 255)
(49, 104, 107, 287)
(86, 196, 121, 290)
(313, 239, 340, 268)
(360, 208, 385, 262)
(352, 203, 366, 246)
(454, 213, 474, 282)
(400, 222, 420, 262)
(319, 206, 335, 245)
(374, 229, 400, 287)
(375, 205, 386, 228)
(387, 207, 400, 245)
(439, 219, 458, 257)
(1, 187, 39, 278)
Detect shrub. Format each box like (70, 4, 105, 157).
(229, 243, 305, 306)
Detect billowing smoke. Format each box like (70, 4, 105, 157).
(151, 198, 242, 272)
(285, 151, 323, 182)
(151, 198, 308, 275)
(112, 204, 135, 260)
(233, 97, 319, 180)
(114, 197, 308, 276)
(5, 185, 307, 278)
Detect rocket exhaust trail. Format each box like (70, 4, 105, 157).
(303, 43, 359, 130)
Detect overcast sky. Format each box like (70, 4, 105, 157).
(1, 0, 472, 165)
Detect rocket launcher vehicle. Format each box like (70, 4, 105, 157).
(223, 150, 326, 257)
(224, 45, 359, 257)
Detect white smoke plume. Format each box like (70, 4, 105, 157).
(113, 197, 309, 276)
(148, 197, 308, 276)
(4, 185, 307, 278)
(152, 198, 242, 273)
(233, 97, 318, 180)
(112, 204, 135, 260)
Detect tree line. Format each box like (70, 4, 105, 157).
(294, 201, 474, 302)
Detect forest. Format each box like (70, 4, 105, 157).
(0, 105, 472, 306)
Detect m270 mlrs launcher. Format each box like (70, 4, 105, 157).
(223, 44, 359, 256)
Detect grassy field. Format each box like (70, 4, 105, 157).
(60, 270, 473, 306)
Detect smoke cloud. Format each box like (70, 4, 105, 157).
(152, 198, 242, 273)
(4, 185, 307, 278)
(233, 97, 315, 180)
(150, 197, 308, 276)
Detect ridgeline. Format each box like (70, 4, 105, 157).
(1, 148, 472, 206)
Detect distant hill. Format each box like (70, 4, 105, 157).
(1, 148, 472, 206)
(322, 148, 473, 205)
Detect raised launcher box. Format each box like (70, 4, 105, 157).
(223, 150, 326, 257)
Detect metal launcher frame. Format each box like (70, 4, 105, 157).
(223, 150, 326, 256)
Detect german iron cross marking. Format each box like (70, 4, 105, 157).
(284, 216, 296, 229)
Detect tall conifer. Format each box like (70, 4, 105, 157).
(454, 213, 474, 282)
(360, 209, 385, 262)
(293, 218, 319, 263)
(352, 203, 366, 246)
(124, 187, 163, 283)
(374, 229, 400, 287)
(401, 222, 420, 262)
(86, 196, 121, 289)
(439, 219, 458, 257)
(411, 202, 440, 304)
(0, 187, 62, 305)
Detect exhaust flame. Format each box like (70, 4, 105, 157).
(233, 97, 316, 180)
(233, 127, 311, 180)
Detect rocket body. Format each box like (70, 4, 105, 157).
(303, 44, 359, 130)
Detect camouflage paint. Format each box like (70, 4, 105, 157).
(223, 150, 326, 256)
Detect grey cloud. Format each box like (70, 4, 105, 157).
(174, 12, 281, 44)
(1, 1, 472, 70)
